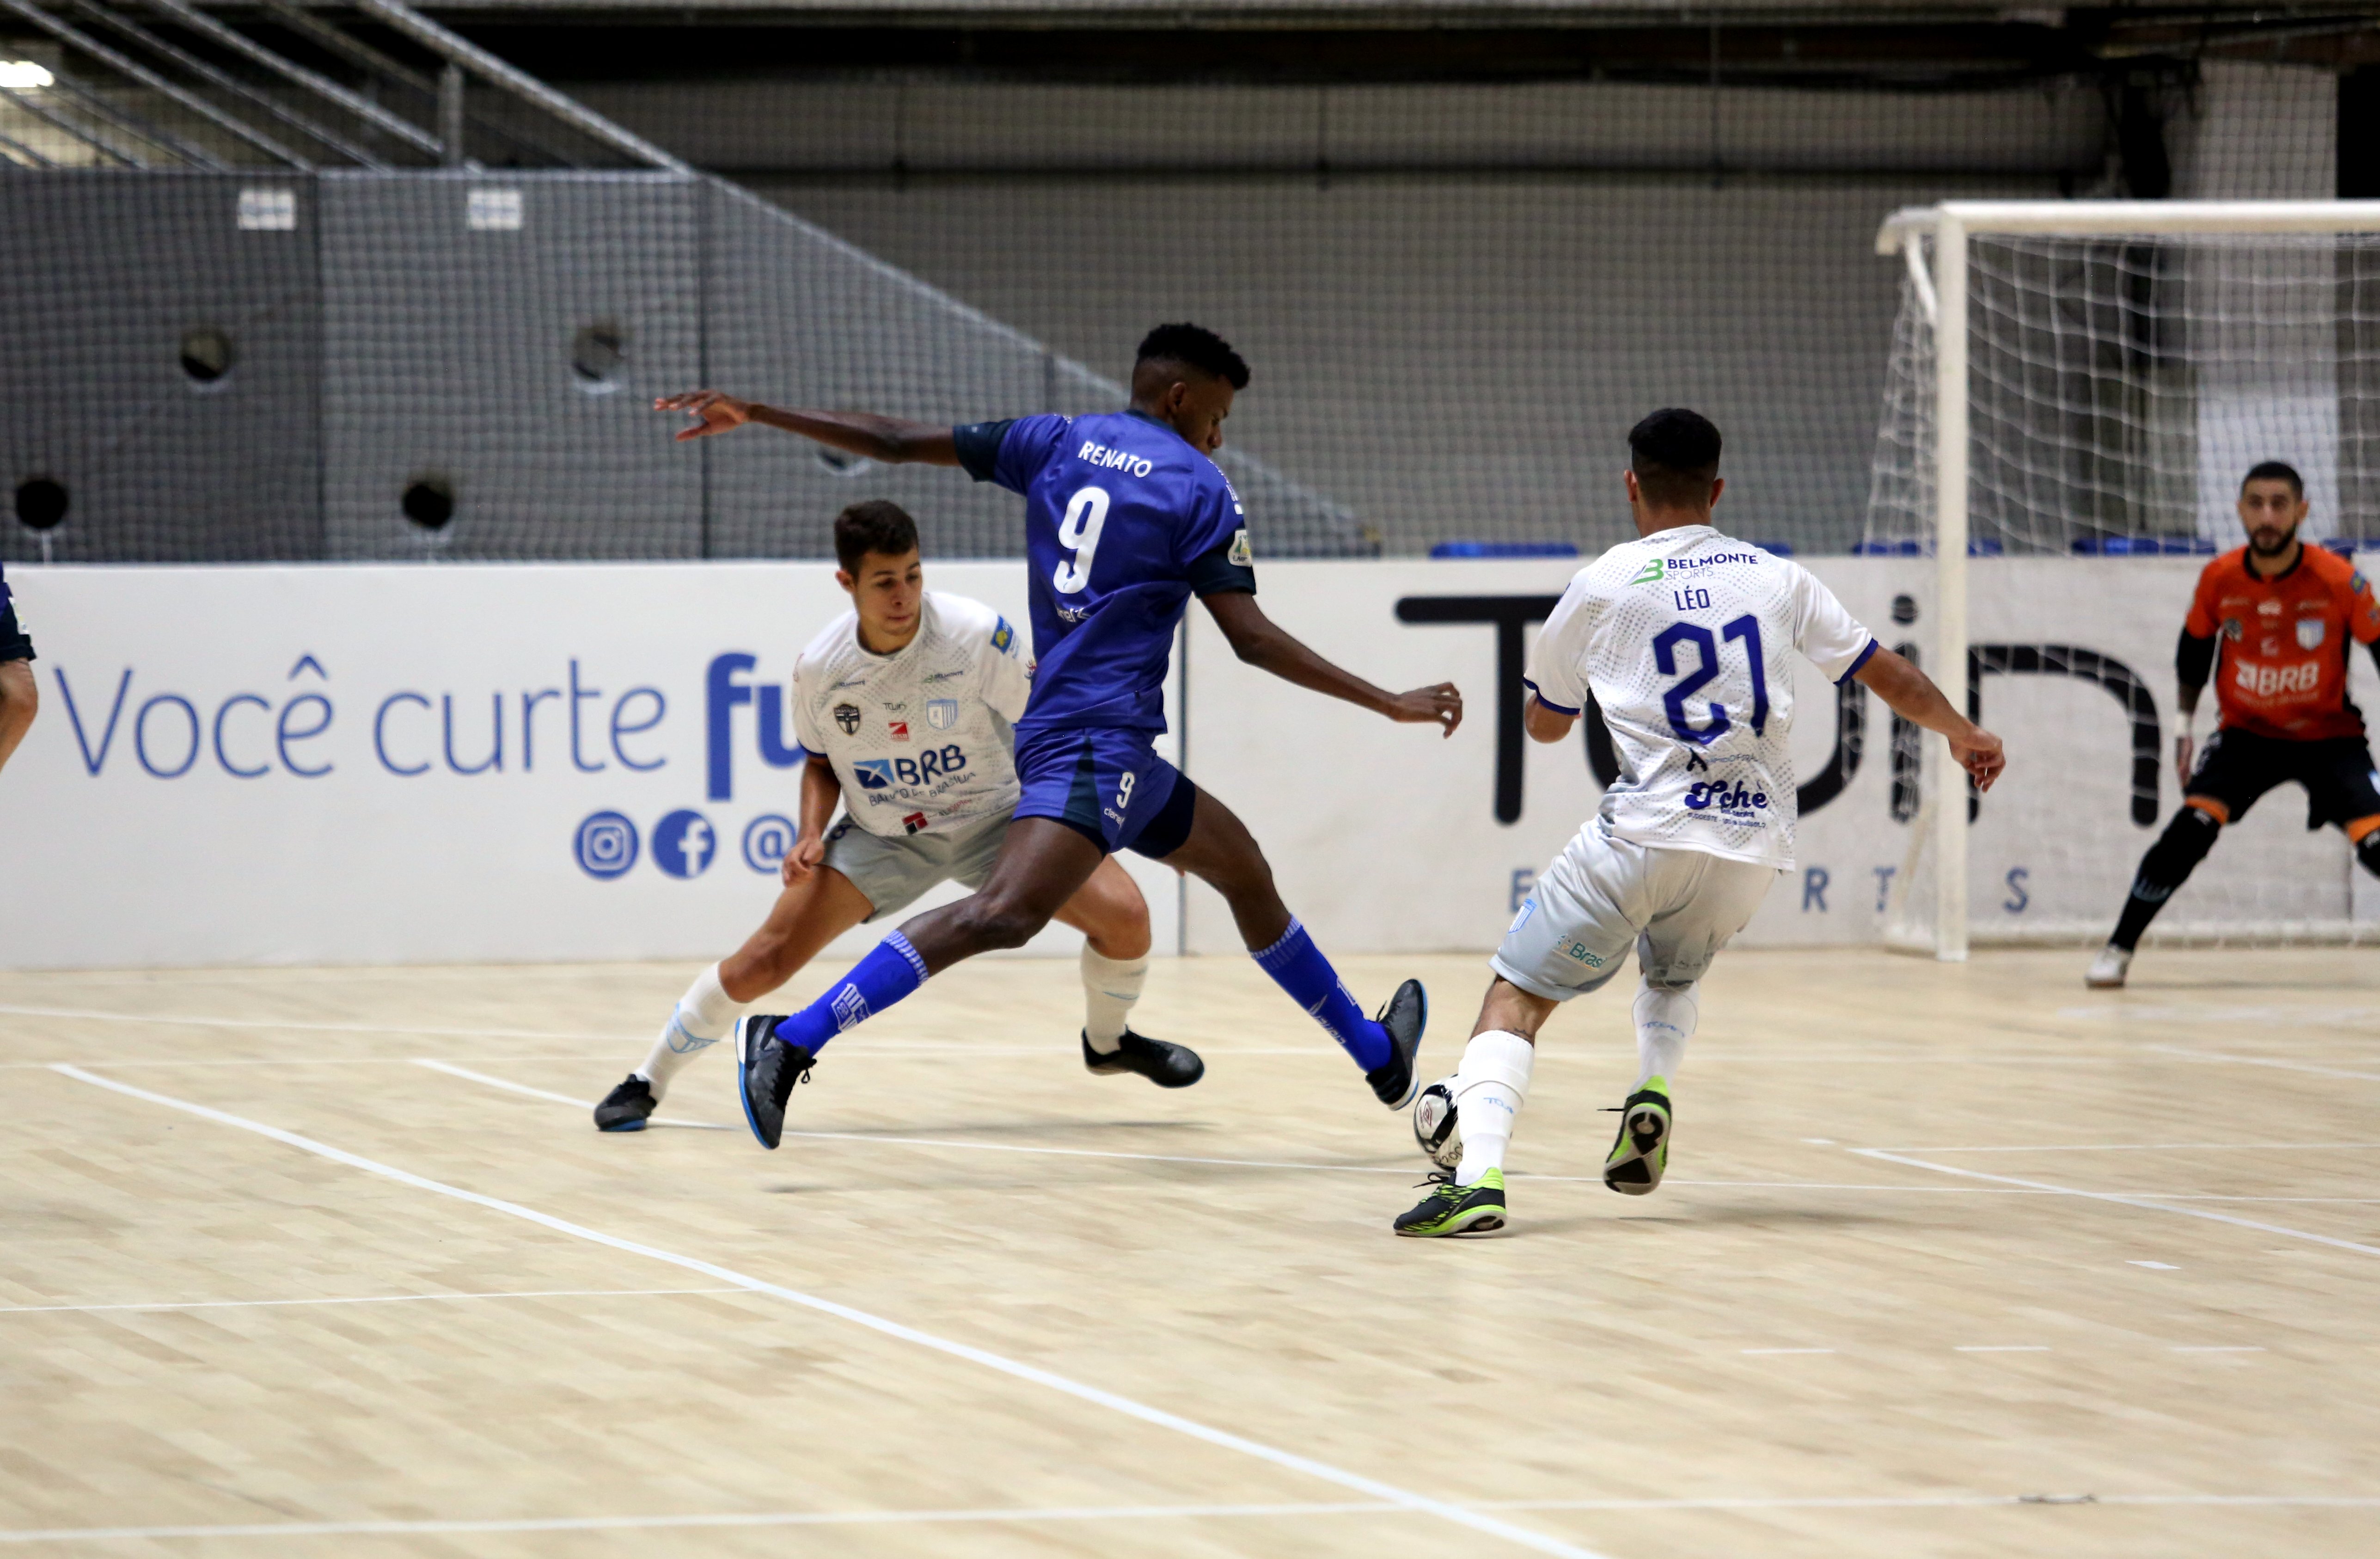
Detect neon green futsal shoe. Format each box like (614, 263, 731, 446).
(1602, 1077, 1672, 1196)
(1392, 1167, 1507, 1236)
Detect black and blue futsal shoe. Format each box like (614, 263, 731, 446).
(592, 1074, 656, 1132)
(1081, 1028, 1205, 1088)
(1367, 978, 1428, 1109)
(734, 1014, 815, 1151)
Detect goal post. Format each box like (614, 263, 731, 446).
(1871, 200, 2380, 961)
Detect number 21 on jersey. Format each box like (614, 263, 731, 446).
(1654, 614, 1769, 745)
(1054, 485, 1109, 593)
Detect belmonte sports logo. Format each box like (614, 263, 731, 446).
(1630, 558, 1667, 586)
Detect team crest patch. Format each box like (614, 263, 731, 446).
(833, 702, 862, 735)
(1228, 528, 1252, 567)
(926, 698, 960, 730)
(1629, 558, 1666, 586)
(991, 617, 1015, 653)
(2298, 617, 2327, 650)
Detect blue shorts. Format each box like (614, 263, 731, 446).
(1012, 725, 1196, 858)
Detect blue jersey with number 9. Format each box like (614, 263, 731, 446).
(955, 409, 1254, 735)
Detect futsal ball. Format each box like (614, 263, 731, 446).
(1413, 1078, 1462, 1169)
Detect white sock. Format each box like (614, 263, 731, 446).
(636, 963, 741, 1099)
(1451, 1030, 1535, 1186)
(1080, 946, 1149, 1053)
(1633, 978, 1699, 1090)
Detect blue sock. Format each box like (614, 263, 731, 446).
(1250, 918, 1389, 1072)
(771, 932, 928, 1056)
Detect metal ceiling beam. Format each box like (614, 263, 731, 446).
(0, 78, 147, 163)
(257, 0, 587, 167)
(348, 0, 693, 172)
(0, 0, 312, 164)
(70, 0, 387, 165)
(40, 57, 230, 165)
(142, 0, 442, 153)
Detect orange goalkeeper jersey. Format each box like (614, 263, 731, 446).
(2184, 544, 2380, 741)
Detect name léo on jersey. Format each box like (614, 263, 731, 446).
(1526, 524, 1877, 870)
(790, 592, 1031, 838)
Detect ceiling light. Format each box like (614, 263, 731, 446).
(0, 61, 55, 90)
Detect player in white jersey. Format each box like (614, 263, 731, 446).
(1395, 410, 2005, 1235)
(593, 502, 1196, 1131)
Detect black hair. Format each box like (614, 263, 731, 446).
(834, 499, 919, 574)
(1134, 322, 1250, 391)
(2243, 460, 2304, 498)
(1627, 408, 1723, 510)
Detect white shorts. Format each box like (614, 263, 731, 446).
(1494, 823, 1779, 1001)
(821, 810, 1010, 922)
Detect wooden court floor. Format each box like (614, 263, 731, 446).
(2, 946, 2375, 1557)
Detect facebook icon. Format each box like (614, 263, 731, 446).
(652, 809, 717, 879)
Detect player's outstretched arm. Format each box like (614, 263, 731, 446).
(0, 659, 36, 776)
(1200, 591, 1462, 737)
(1853, 646, 2005, 792)
(782, 755, 842, 887)
(653, 391, 959, 466)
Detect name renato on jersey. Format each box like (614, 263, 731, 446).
(1526, 524, 1878, 870)
(790, 592, 1031, 837)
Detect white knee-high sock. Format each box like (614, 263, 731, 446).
(1633, 978, 1699, 1090)
(1452, 1030, 1535, 1187)
(636, 963, 740, 1098)
(1080, 946, 1149, 1053)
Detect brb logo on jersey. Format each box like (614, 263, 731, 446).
(2237, 659, 2321, 697)
(852, 747, 971, 791)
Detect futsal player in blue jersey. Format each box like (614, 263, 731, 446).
(656, 324, 1463, 1148)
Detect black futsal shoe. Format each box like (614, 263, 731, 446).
(734, 1015, 815, 1151)
(1366, 978, 1429, 1110)
(1081, 1028, 1205, 1088)
(592, 1074, 657, 1133)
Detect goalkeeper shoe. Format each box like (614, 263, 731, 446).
(1393, 1168, 1507, 1237)
(1602, 1078, 1672, 1196)
(1366, 978, 1429, 1109)
(2086, 944, 2132, 989)
(734, 1015, 815, 1151)
(1082, 1029, 1205, 1088)
(592, 1075, 656, 1133)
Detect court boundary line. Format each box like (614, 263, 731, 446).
(1850, 1149, 2380, 1258)
(6, 1489, 2376, 1544)
(2137, 1045, 2380, 1083)
(47, 1064, 1607, 1559)
(0, 1288, 743, 1317)
(412, 1062, 2380, 1203)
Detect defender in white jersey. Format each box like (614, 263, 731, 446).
(1396, 410, 2005, 1236)
(593, 503, 1198, 1132)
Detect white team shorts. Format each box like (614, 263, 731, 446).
(1494, 822, 1779, 1000)
(821, 810, 1010, 922)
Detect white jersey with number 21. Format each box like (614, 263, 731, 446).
(1525, 524, 1877, 870)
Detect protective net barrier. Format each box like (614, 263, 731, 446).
(1867, 223, 2380, 946)
(0, 2, 2351, 565)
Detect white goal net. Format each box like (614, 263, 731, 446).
(1866, 202, 2380, 955)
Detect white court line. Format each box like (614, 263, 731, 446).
(8, 1489, 2373, 1542)
(2139, 1045, 2380, 1083)
(410, 1059, 734, 1130)
(1954, 1346, 2050, 1353)
(1873, 1142, 2380, 1154)
(2171, 1346, 2264, 1353)
(418, 1061, 2380, 1200)
(1851, 1149, 2380, 1258)
(0, 1287, 741, 1316)
(1740, 1348, 1834, 1355)
(0, 1003, 628, 1043)
(0, 1502, 1392, 1545)
(48, 1065, 1606, 1559)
